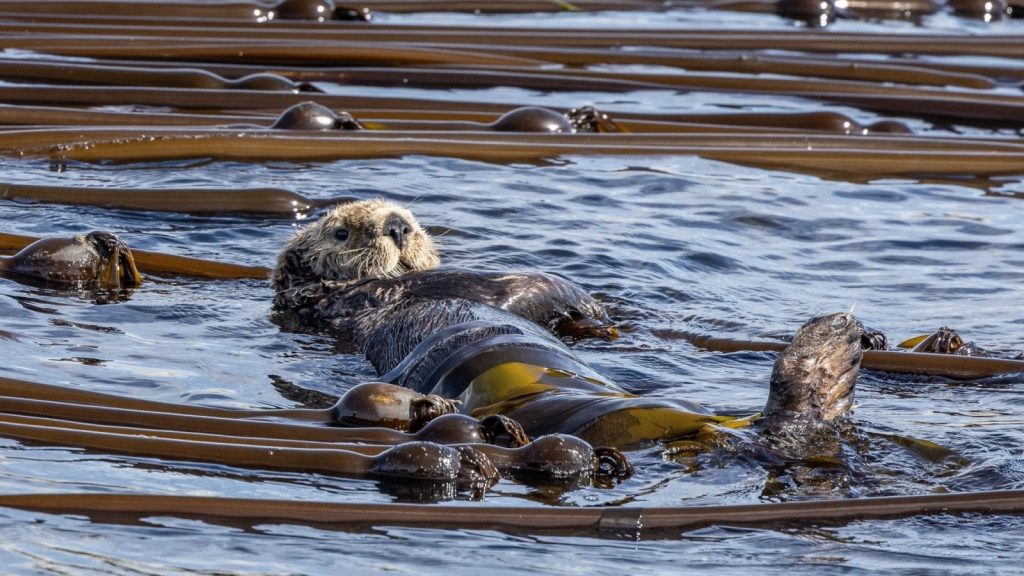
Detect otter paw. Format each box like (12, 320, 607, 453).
(479, 414, 530, 447)
(455, 446, 500, 487)
(409, 395, 462, 432)
(552, 314, 620, 342)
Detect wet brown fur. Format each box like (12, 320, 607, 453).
(272, 199, 439, 298)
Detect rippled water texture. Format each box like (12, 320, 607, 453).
(0, 4, 1023, 575)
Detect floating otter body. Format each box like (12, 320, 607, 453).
(0, 230, 142, 289)
(274, 200, 863, 451)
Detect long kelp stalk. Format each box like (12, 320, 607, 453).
(0, 36, 549, 67)
(0, 412, 350, 449)
(0, 80, 1018, 124)
(0, 20, 1022, 57)
(683, 335, 1024, 379)
(0, 413, 616, 479)
(0, 0, 648, 17)
(0, 182, 350, 216)
(0, 232, 269, 279)
(0, 43, 999, 89)
(0, 103, 908, 137)
(0, 394, 425, 444)
(1, 490, 1023, 535)
(0, 418, 500, 483)
(6, 129, 1024, 178)
(0, 375, 322, 419)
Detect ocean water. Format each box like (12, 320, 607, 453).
(0, 4, 1022, 575)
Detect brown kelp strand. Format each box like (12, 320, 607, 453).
(0, 232, 268, 280)
(0, 394, 513, 445)
(0, 48, 999, 92)
(2, 490, 1024, 535)
(39, 46, 1005, 90)
(292, 54, 997, 90)
(0, 412, 625, 481)
(670, 0, 945, 21)
(0, 375, 361, 425)
(279, 66, 1024, 124)
(7, 128, 1024, 155)
(0, 182, 353, 216)
(39, 28, 1024, 58)
(0, 0, 376, 21)
(0, 418, 501, 484)
(683, 334, 1024, 379)
(3, 20, 1020, 66)
(0, 104, 262, 128)
(0, 85, 511, 114)
(342, 0, 655, 12)
(7, 129, 1024, 178)
(201, 64, 988, 97)
(0, 103, 913, 137)
(0, 36, 549, 68)
(0, 20, 1022, 58)
(0, 376, 518, 445)
(0, 79, 1020, 125)
(161, 46, 1024, 87)
(0, 411, 527, 452)
(0, 0, 651, 18)
(0, 412, 373, 449)
(0, 60, 311, 92)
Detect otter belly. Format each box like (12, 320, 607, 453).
(367, 314, 717, 445)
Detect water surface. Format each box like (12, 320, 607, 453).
(0, 5, 1023, 575)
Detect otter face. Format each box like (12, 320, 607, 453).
(763, 312, 863, 425)
(274, 199, 439, 290)
(4, 231, 143, 289)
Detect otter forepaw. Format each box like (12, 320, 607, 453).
(479, 414, 530, 447)
(409, 395, 461, 432)
(456, 446, 500, 487)
(860, 327, 888, 350)
(552, 313, 620, 342)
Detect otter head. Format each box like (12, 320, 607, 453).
(763, 312, 863, 429)
(273, 198, 439, 291)
(2, 231, 143, 289)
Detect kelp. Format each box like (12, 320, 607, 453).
(2, 128, 1024, 179)
(0, 232, 269, 280)
(1, 489, 1023, 536)
(0, 181, 351, 216)
(0, 0, 1020, 541)
(684, 334, 1024, 379)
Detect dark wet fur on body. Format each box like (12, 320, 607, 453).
(273, 201, 864, 453)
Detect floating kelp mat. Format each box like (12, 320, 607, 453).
(0, 0, 1022, 574)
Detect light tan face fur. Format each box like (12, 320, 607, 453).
(278, 199, 439, 284)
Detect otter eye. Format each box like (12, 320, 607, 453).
(334, 229, 349, 242)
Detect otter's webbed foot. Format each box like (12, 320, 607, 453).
(409, 395, 462, 432)
(456, 445, 501, 497)
(480, 414, 530, 447)
(566, 106, 625, 133)
(860, 326, 888, 350)
(899, 327, 989, 357)
(551, 310, 620, 342)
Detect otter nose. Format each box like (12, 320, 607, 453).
(383, 214, 411, 250)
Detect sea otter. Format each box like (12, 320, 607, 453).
(0, 230, 142, 289)
(273, 199, 863, 455)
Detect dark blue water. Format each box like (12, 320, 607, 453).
(0, 7, 1023, 576)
